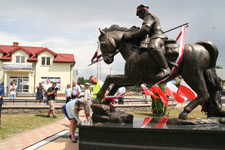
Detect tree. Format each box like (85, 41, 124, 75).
(77, 77, 85, 85)
(77, 76, 91, 85)
(216, 65, 223, 69)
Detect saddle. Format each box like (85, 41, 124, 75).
(164, 39, 179, 65)
(140, 37, 179, 67)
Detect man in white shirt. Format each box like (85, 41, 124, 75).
(72, 81, 81, 99)
(117, 87, 126, 104)
(44, 80, 52, 105)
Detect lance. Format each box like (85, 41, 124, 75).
(88, 22, 189, 66)
(163, 22, 189, 34)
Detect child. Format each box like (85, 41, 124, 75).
(63, 99, 84, 143)
(9, 80, 17, 105)
(84, 82, 92, 120)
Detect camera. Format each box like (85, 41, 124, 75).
(55, 87, 59, 92)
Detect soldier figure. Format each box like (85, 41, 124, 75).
(123, 4, 170, 81)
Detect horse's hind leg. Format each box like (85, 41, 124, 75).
(179, 70, 210, 119)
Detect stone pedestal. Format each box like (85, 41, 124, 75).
(91, 104, 133, 123)
(79, 117, 225, 150)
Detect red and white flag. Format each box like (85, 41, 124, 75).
(177, 79, 197, 100)
(104, 95, 123, 100)
(153, 118, 169, 129)
(165, 81, 186, 103)
(150, 85, 168, 107)
(141, 84, 159, 99)
(141, 117, 153, 128)
(91, 49, 102, 63)
(165, 82, 178, 98)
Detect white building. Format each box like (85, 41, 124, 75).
(0, 42, 75, 95)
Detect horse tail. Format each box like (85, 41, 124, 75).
(202, 69, 224, 117)
(196, 41, 224, 116)
(196, 41, 218, 69)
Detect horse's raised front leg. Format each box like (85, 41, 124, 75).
(96, 75, 132, 103)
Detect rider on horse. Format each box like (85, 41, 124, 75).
(123, 4, 170, 81)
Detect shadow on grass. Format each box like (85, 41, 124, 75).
(35, 114, 48, 118)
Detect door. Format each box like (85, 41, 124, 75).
(10, 77, 29, 93)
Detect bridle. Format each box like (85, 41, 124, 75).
(100, 33, 120, 60)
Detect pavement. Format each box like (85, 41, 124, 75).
(0, 110, 87, 150)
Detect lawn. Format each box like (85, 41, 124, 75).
(0, 106, 212, 140)
(0, 113, 65, 139)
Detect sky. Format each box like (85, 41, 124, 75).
(0, 0, 225, 81)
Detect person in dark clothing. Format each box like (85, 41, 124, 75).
(47, 83, 57, 118)
(35, 82, 44, 105)
(0, 83, 5, 128)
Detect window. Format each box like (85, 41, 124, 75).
(41, 57, 51, 66)
(41, 77, 61, 89)
(16, 56, 25, 63)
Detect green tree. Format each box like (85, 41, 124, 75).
(151, 84, 167, 116)
(216, 65, 223, 69)
(77, 76, 85, 85)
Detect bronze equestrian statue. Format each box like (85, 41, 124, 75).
(123, 4, 170, 82)
(95, 4, 224, 120)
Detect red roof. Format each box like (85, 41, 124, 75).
(53, 53, 75, 63)
(0, 42, 75, 63)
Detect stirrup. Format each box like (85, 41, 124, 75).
(168, 61, 179, 68)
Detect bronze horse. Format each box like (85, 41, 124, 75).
(96, 25, 224, 119)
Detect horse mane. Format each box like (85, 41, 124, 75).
(102, 24, 139, 32)
(100, 24, 141, 54)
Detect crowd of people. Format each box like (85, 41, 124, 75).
(0, 75, 127, 143)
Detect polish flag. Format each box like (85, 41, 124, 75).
(165, 81, 186, 103)
(150, 86, 168, 107)
(91, 49, 102, 63)
(165, 82, 178, 98)
(153, 118, 169, 129)
(141, 84, 159, 99)
(141, 117, 153, 128)
(177, 79, 197, 100)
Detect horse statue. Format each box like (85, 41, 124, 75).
(95, 24, 224, 120)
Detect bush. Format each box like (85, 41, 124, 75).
(151, 84, 167, 116)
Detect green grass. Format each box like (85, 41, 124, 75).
(133, 106, 207, 118)
(0, 113, 65, 139)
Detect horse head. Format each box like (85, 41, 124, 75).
(98, 28, 119, 64)
(98, 25, 140, 64)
